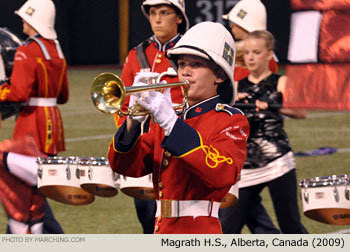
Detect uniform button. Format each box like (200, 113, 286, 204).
(158, 216, 162, 222)
(158, 182, 164, 189)
(162, 159, 169, 167)
(164, 151, 171, 158)
(159, 191, 163, 198)
(155, 59, 161, 64)
(154, 225, 159, 232)
(157, 54, 162, 58)
(217, 104, 225, 110)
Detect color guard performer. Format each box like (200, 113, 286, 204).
(108, 21, 249, 234)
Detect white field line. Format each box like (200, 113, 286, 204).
(66, 134, 113, 142)
(285, 111, 349, 120)
(66, 134, 350, 155)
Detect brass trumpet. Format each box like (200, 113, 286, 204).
(90, 72, 189, 116)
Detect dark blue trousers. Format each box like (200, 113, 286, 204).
(133, 198, 156, 234)
(219, 169, 308, 234)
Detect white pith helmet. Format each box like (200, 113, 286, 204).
(15, 0, 57, 40)
(222, 0, 267, 32)
(167, 21, 236, 105)
(141, 0, 189, 34)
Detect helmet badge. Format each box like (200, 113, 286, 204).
(237, 9, 247, 19)
(222, 42, 234, 66)
(178, 0, 184, 8)
(25, 6, 35, 17)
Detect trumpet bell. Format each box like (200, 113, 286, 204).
(91, 73, 125, 114)
(91, 71, 189, 116)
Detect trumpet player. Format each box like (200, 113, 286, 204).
(117, 0, 189, 234)
(108, 21, 250, 234)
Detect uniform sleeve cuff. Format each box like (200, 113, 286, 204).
(113, 122, 141, 152)
(161, 119, 200, 156)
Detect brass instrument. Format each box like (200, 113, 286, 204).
(90, 71, 189, 116)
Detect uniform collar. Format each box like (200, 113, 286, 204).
(24, 34, 42, 45)
(181, 96, 221, 120)
(151, 34, 181, 51)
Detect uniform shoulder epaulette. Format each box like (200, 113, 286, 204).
(23, 39, 34, 46)
(215, 103, 244, 116)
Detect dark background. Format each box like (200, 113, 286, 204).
(0, 0, 291, 66)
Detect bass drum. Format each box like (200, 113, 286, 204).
(0, 27, 23, 120)
(300, 174, 350, 225)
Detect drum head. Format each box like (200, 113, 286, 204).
(220, 183, 239, 208)
(39, 185, 95, 206)
(220, 193, 238, 208)
(121, 187, 155, 201)
(81, 183, 118, 197)
(304, 208, 350, 225)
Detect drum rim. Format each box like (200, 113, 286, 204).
(78, 157, 109, 166)
(37, 156, 78, 164)
(300, 174, 349, 187)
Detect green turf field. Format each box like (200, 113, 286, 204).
(0, 67, 349, 234)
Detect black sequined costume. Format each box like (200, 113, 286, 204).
(235, 73, 292, 169)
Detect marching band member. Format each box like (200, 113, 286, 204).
(222, 0, 278, 81)
(117, 0, 189, 234)
(108, 21, 250, 234)
(0, 0, 68, 234)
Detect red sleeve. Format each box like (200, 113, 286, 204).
(0, 46, 36, 102)
(108, 121, 155, 177)
(162, 113, 249, 188)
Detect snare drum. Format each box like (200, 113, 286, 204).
(299, 174, 350, 225)
(220, 182, 239, 208)
(118, 174, 155, 200)
(78, 157, 118, 197)
(37, 157, 95, 205)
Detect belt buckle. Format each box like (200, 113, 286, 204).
(160, 200, 179, 218)
(160, 200, 172, 218)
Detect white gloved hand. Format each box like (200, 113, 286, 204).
(137, 88, 178, 136)
(128, 71, 160, 122)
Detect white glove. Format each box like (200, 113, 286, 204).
(138, 88, 177, 136)
(128, 71, 160, 122)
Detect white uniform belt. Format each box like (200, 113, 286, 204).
(156, 200, 220, 218)
(28, 98, 57, 107)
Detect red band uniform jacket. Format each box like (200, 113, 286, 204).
(108, 96, 249, 234)
(0, 35, 69, 226)
(0, 34, 69, 155)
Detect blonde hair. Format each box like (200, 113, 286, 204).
(246, 30, 275, 51)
